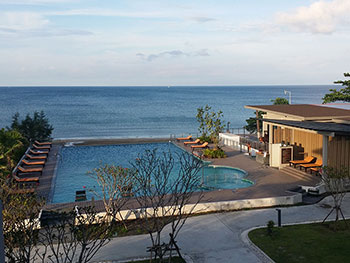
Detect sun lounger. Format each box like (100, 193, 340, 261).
(35, 140, 52, 146)
(33, 144, 51, 151)
(17, 172, 42, 177)
(176, 135, 192, 141)
(30, 149, 49, 155)
(22, 159, 46, 166)
(14, 173, 40, 182)
(191, 142, 209, 149)
(300, 159, 322, 172)
(184, 139, 200, 145)
(289, 156, 315, 167)
(18, 166, 43, 173)
(26, 153, 47, 160)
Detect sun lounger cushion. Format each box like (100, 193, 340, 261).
(184, 139, 200, 145)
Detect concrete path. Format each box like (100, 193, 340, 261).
(91, 194, 350, 263)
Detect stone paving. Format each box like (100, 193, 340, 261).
(90, 194, 350, 263)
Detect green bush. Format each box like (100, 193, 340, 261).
(199, 135, 212, 143)
(203, 148, 226, 158)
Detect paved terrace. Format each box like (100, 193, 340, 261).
(41, 139, 321, 211)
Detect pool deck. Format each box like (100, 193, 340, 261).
(42, 139, 321, 212)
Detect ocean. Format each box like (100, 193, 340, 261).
(0, 85, 333, 139)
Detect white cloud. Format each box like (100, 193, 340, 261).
(276, 0, 350, 34)
(0, 12, 49, 30)
(136, 49, 209, 62)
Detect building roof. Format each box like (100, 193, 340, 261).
(245, 104, 350, 120)
(263, 119, 350, 136)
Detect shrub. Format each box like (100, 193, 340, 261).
(267, 220, 275, 236)
(199, 135, 212, 143)
(203, 148, 226, 158)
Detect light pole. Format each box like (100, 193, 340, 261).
(284, 90, 292, 104)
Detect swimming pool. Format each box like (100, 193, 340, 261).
(51, 142, 253, 203)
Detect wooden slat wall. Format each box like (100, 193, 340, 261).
(328, 136, 350, 171)
(293, 130, 323, 161)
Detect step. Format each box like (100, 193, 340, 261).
(280, 167, 315, 182)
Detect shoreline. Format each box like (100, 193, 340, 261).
(53, 137, 174, 146)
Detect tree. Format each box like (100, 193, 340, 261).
(10, 111, 53, 142)
(196, 105, 225, 146)
(323, 73, 350, 103)
(37, 206, 115, 263)
(245, 96, 289, 134)
(0, 128, 28, 177)
(131, 149, 203, 262)
(271, 97, 289, 105)
(88, 164, 137, 225)
(321, 166, 350, 226)
(0, 183, 44, 263)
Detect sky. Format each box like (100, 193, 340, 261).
(0, 0, 349, 86)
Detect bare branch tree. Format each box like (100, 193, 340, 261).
(321, 166, 350, 226)
(87, 164, 137, 226)
(131, 149, 203, 261)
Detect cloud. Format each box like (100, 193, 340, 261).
(190, 17, 216, 23)
(136, 49, 209, 62)
(0, 12, 49, 30)
(275, 0, 350, 34)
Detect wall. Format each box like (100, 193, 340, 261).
(328, 135, 350, 171)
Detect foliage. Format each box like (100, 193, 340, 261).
(37, 206, 115, 263)
(0, 182, 44, 263)
(10, 111, 53, 142)
(249, 221, 350, 263)
(244, 111, 264, 134)
(88, 164, 137, 224)
(271, 97, 289, 105)
(196, 105, 225, 146)
(0, 128, 28, 176)
(198, 135, 212, 143)
(131, 149, 203, 262)
(323, 73, 350, 103)
(203, 148, 226, 158)
(267, 220, 275, 236)
(321, 166, 350, 224)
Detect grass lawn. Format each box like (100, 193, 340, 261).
(249, 221, 350, 263)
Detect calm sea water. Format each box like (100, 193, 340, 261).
(0, 85, 333, 139)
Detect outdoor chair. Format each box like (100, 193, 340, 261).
(184, 139, 200, 145)
(289, 156, 316, 168)
(26, 153, 47, 160)
(176, 135, 192, 141)
(14, 173, 39, 183)
(30, 149, 49, 155)
(22, 159, 46, 166)
(191, 142, 209, 149)
(33, 144, 51, 151)
(17, 165, 43, 173)
(35, 140, 52, 147)
(300, 159, 323, 172)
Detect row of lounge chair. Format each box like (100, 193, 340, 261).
(289, 156, 323, 174)
(176, 135, 209, 149)
(13, 141, 52, 183)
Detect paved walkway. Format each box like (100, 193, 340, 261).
(91, 194, 350, 263)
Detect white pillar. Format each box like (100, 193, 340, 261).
(322, 135, 328, 167)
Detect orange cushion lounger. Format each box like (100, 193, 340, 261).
(176, 135, 192, 141)
(191, 142, 209, 149)
(26, 153, 47, 160)
(18, 166, 43, 173)
(30, 149, 49, 155)
(184, 139, 200, 145)
(33, 144, 51, 151)
(14, 174, 39, 182)
(35, 140, 52, 146)
(300, 160, 323, 172)
(289, 156, 315, 167)
(310, 167, 321, 175)
(22, 159, 45, 166)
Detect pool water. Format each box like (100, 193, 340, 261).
(52, 143, 252, 203)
